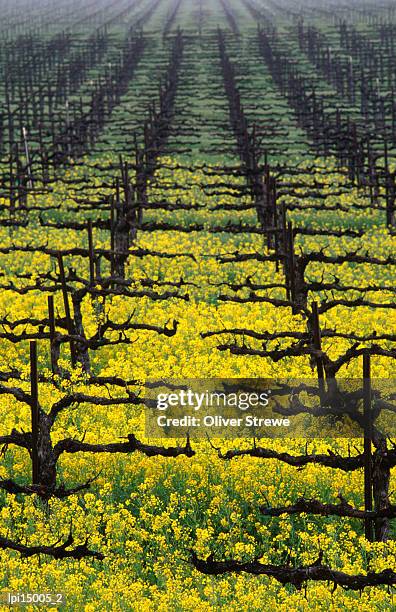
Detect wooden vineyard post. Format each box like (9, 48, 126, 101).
(281, 204, 289, 300)
(383, 136, 395, 227)
(30, 341, 40, 485)
(287, 222, 296, 310)
(311, 301, 325, 401)
(57, 253, 76, 367)
(385, 169, 395, 228)
(367, 140, 374, 205)
(363, 351, 373, 542)
(47, 295, 57, 374)
(110, 194, 115, 282)
(272, 179, 279, 270)
(22, 126, 33, 190)
(87, 220, 95, 286)
(265, 164, 272, 250)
